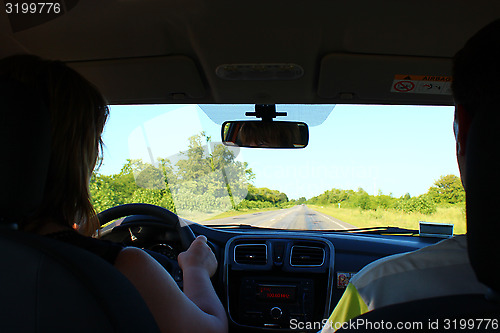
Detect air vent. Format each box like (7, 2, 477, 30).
(234, 244, 267, 265)
(290, 245, 325, 267)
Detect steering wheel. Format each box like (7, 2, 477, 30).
(97, 203, 196, 251)
(97, 203, 196, 288)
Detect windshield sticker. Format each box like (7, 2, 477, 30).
(391, 75, 452, 95)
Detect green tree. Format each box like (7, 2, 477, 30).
(176, 133, 211, 181)
(244, 185, 288, 205)
(351, 188, 376, 210)
(374, 190, 396, 209)
(427, 174, 465, 204)
(167, 132, 255, 212)
(130, 188, 175, 211)
(90, 160, 143, 212)
(134, 163, 166, 190)
(307, 188, 353, 206)
(327, 188, 351, 205)
(90, 174, 121, 213)
(296, 197, 307, 204)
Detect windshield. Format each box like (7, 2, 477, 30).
(92, 104, 464, 234)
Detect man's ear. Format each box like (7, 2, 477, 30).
(454, 104, 472, 156)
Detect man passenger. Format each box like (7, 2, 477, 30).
(321, 19, 500, 332)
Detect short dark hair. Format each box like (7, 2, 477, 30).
(452, 19, 500, 117)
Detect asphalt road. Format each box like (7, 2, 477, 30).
(203, 205, 356, 230)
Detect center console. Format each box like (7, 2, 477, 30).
(225, 236, 334, 331)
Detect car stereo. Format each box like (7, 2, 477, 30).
(235, 277, 315, 329)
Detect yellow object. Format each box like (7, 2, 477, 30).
(322, 283, 368, 332)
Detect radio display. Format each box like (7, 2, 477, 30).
(256, 284, 297, 302)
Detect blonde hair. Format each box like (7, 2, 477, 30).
(0, 55, 108, 236)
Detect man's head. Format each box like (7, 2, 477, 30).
(452, 19, 500, 292)
(453, 19, 500, 117)
(452, 19, 500, 187)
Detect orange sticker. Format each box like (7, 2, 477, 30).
(391, 75, 452, 95)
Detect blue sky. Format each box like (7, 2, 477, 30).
(99, 104, 459, 200)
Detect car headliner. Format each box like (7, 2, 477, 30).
(1, 0, 499, 105)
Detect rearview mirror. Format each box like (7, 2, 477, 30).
(221, 121, 309, 148)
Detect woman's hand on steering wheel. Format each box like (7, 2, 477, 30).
(178, 235, 218, 278)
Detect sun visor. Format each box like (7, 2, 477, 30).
(317, 53, 454, 105)
(69, 56, 206, 104)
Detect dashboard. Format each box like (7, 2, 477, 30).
(101, 215, 441, 333)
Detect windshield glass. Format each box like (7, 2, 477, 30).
(92, 104, 464, 233)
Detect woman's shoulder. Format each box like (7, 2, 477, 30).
(45, 229, 125, 264)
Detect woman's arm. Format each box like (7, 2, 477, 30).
(114, 235, 228, 333)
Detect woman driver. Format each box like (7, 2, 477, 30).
(0, 54, 227, 333)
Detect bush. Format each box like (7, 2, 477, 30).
(236, 200, 274, 210)
(395, 195, 436, 215)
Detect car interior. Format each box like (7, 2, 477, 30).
(1, 1, 500, 332)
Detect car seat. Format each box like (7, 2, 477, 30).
(0, 76, 160, 332)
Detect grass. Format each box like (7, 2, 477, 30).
(309, 205, 466, 234)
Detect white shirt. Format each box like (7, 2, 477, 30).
(351, 235, 487, 310)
